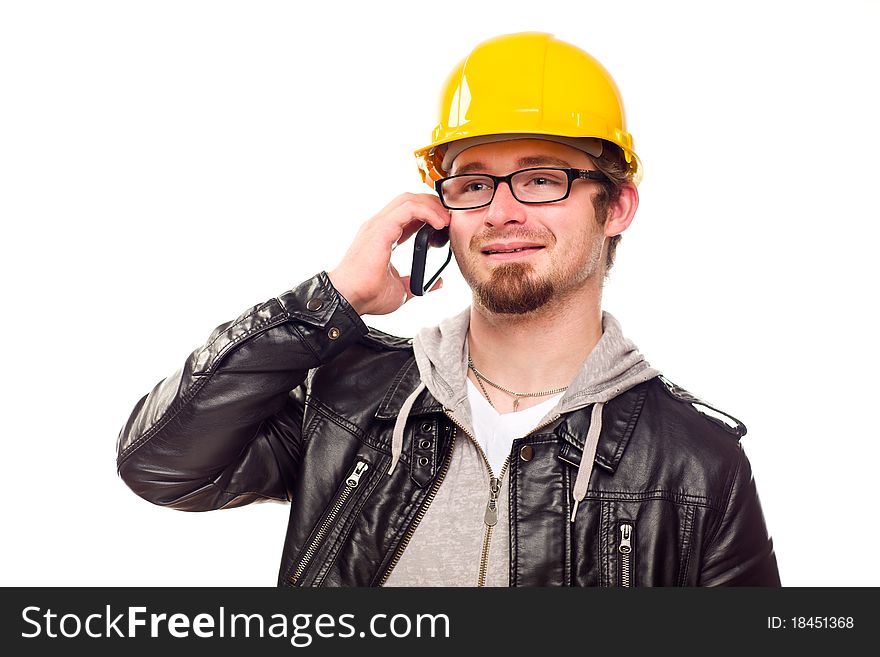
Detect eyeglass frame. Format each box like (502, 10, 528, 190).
(434, 167, 612, 210)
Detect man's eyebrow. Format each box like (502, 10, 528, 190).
(517, 155, 572, 168)
(453, 161, 488, 175)
(453, 156, 573, 175)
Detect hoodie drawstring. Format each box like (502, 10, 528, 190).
(570, 401, 604, 522)
(388, 381, 427, 475)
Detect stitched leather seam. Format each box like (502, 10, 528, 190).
(118, 374, 210, 464)
(678, 504, 696, 587)
(333, 288, 363, 330)
(361, 331, 413, 351)
(307, 398, 367, 440)
(200, 300, 279, 355)
(216, 417, 296, 503)
(307, 397, 397, 460)
(283, 321, 323, 364)
(609, 386, 648, 464)
(119, 315, 290, 464)
(201, 314, 291, 374)
(577, 490, 722, 512)
(217, 484, 287, 502)
(657, 376, 746, 438)
(563, 464, 572, 586)
(704, 445, 743, 550)
(303, 412, 323, 443)
(522, 437, 722, 509)
(377, 357, 417, 415)
(521, 436, 565, 445)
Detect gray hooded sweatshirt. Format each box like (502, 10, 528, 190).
(383, 307, 660, 586)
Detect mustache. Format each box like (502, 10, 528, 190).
(468, 230, 554, 250)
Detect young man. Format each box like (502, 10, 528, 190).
(117, 33, 780, 586)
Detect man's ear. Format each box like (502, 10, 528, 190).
(604, 182, 638, 237)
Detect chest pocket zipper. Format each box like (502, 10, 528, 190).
(289, 459, 370, 585)
(619, 521, 634, 587)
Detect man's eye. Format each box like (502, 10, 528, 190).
(525, 176, 561, 187)
(464, 181, 491, 193)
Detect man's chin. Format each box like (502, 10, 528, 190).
(471, 263, 555, 315)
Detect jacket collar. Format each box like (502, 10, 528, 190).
(375, 356, 444, 419)
(555, 382, 649, 474)
(375, 356, 651, 474)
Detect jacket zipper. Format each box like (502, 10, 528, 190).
(479, 459, 509, 587)
(289, 459, 370, 585)
(447, 410, 562, 587)
(619, 521, 634, 587)
(440, 410, 502, 586)
(377, 428, 456, 586)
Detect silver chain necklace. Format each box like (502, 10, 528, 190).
(467, 355, 568, 412)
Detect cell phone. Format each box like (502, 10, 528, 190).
(409, 223, 451, 296)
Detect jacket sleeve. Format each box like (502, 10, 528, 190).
(116, 271, 369, 511)
(699, 445, 781, 586)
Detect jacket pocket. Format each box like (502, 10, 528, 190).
(288, 458, 370, 586)
(618, 520, 635, 587)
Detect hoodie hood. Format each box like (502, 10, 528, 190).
(387, 307, 661, 521)
(413, 306, 660, 424)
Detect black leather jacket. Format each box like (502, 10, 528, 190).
(117, 272, 781, 587)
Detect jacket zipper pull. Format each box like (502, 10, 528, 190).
(619, 523, 632, 554)
(346, 461, 369, 487)
(484, 476, 501, 526)
(618, 522, 634, 587)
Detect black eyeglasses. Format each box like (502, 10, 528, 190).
(435, 167, 610, 210)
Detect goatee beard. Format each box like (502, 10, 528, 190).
(471, 262, 555, 314)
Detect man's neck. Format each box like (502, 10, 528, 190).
(466, 288, 604, 397)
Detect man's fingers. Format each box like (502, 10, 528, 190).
(396, 219, 427, 248)
(394, 200, 448, 232)
(373, 194, 450, 234)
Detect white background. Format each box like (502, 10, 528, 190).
(2, 0, 878, 587)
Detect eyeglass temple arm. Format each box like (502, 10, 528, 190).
(577, 170, 611, 182)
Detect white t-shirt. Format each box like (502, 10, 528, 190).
(466, 378, 563, 476)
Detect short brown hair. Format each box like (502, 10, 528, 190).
(590, 144, 636, 278)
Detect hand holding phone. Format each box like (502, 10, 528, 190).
(327, 193, 449, 316)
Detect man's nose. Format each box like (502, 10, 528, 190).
(483, 180, 526, 227)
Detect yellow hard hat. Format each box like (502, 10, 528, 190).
(414, 32, 641, 185)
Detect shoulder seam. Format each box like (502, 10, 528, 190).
(359, 327, 414, 351)
(655, 375, 747, 439)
